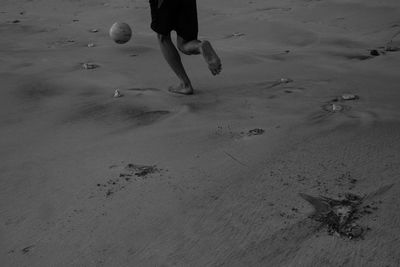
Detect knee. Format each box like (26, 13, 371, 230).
(177, 43, 192, 55)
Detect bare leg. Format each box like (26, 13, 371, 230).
(157, 33, 193, 95)
(177, 36, 222, 75)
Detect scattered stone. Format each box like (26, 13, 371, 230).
(82, 63, 99, 70)
(331, 103, 343, 112)
(341, 94, 359, 101)
(113, 89, 122, 98)
(247, 128, 265, 136)
(90, 28, 99, 33)
(323, 101, 351, 112)
(226, 32, 245, 38)
(87, 43, 96, 48)
(266, 78, 294, 89)
(232, 32, 245, 37)
(279, 78, 293, 84)
(370, 49, 380, 56)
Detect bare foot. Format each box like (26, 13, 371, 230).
(200, 40, 222, 75)
(168, 83, 194, 95)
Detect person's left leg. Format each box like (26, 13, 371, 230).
(158, 33, 194, 95)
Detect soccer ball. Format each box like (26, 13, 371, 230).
(109, 22, 132, 44)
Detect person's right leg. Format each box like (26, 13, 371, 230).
(177, 36, 222, 76)
(157, 33, 194, 95)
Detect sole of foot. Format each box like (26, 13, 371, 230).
(201, 41, 222, 76)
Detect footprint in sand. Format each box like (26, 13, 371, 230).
(127, 87, 161, 92)
(308, 103, 351, 124)
(256, 7, 292, 12)
(311, 103, 381, 126)
(325, 51, 372, 61)
(126, 87, 163, 97)
(283, 87, 305, 94)
(16, 81, 62, 101)
(237, 128, 266, 141)
(64, 100, 170, 126)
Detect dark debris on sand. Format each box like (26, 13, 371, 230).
(125, 163, 159, 177)
(82, 62, 99, 70)
(247, 128, 265, 136)
(370, 49, 380, 56)
(21, 245, 35, 254)
(300, 185, 393, 239)
(331, 94, 359, 102)
(97, 164, 161, 198)
(310, 193, 365, 239)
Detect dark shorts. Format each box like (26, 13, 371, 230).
(149, 0, 198, 42)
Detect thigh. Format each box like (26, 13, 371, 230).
(176, 0, 198, 42)
(149, 0, 178, 36)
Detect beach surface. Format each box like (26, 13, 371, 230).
(1, 0, 400, 266)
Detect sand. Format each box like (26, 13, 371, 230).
(1, 0, 400, 266)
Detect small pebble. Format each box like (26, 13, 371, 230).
(82, 63, 99, 70)
(332, 104, 343, 112)
(113, 89, 122, 98)
(279, 78, 293, 84)
(341, 94, 358, 100)
(232, 32, 245, 37)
